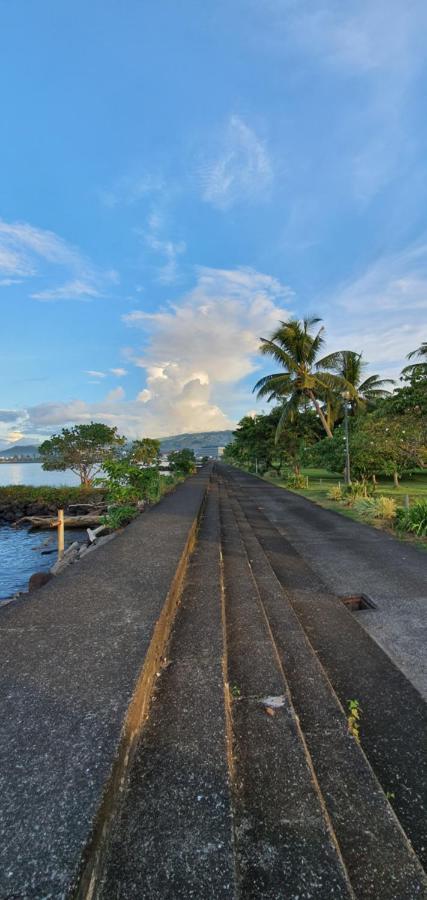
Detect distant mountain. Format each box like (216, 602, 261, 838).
(159, 430, 233, 455)
(0, 444, 41, 459)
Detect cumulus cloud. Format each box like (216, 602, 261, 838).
(199, 116, 273, 210)
(20, 266, 292, 439)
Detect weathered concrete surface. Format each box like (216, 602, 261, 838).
(220, 483, 353, 899)
(0, 470, 210, 899)
(98, 482, 236, 899)
(222, 466, 427, 699)
(221, 466, 427, 879)
(225, 480, 427, 899)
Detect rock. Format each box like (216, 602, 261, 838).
(28, 572, 53, 592)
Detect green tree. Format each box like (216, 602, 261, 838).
(168, 448, 196, 475)
(322, 351, 393, 430)
(254, 317, 351, 439)
(39, 422, 125, 486)
(402, 342, 427, 380)
(130, 438, 160, 466)
(312, 415, 426, 484)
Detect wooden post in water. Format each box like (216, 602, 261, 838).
(57, 509, 65, 559)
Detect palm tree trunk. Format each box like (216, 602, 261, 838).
(307, 391, 333, 438)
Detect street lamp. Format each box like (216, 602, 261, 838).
(342, 390, 351, 485)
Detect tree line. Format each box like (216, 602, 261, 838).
(224, 318, 426, 485)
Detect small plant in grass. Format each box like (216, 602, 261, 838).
(286, 473, 308, 489)
(327, 485, 343, 501)
(374, 496, 397, 520)
(354, 495, 397, 522)
(396, 500, 427, 537)
(344, 480, 375, 504)
(102, 506, 139, 529)
(347, 699, 361, 742)
(231, 684, 241, 699)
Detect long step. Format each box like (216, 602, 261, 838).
(224, 466, 427, 871)
(223, 478, 427, 899)
(219, 481, 354, 899)
(97, 482, 236, 899)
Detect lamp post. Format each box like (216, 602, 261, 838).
(342, 390, 351, 485)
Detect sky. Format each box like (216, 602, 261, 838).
(1, 0, 426, 445)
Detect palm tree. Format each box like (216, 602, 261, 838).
(402, 342, 427, 379)
(321, 351, 394, 429)
(253, 317, 351, 439)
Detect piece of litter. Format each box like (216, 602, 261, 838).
(265, 707, 276, 717)
(260, 695, 286, 708)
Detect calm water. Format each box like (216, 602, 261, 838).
(0, 462, 82, 601)
(0, 462, 80, 486)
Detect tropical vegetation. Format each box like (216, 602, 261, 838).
(224, 319, 426, 540)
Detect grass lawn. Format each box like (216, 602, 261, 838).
(263, 468, 427, 547)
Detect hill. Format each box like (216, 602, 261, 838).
(159, 430, 233, 455)
(0, 444, 41, 460)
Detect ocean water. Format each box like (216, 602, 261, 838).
(0, 462, 80, 487)
(0, 462, 84, 601)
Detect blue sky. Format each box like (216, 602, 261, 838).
(1, 0, 426, 443)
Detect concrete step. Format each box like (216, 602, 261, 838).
(222, 469, 427, 898)
(0, 469, 211, 899)
(219, 482, 354, 899)
(97, 481, 236, 899)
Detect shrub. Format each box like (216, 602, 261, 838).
(265, 468, 280, 479)
(102, 506, 139, 530)
(327, 485, 343, 501)
(354, 495, 397, 522)
(345, 480, 375, 503)
(396, 500, 427, 537)
(374, 496, 397, 520)
(286, 473, 308, 489)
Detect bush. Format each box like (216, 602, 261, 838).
(327, 485, 343, 501)
(102, 506, 139, 530)
(286, 474, 308, 489)
(265, 468, 280, 479)
(345, 480, 376, 503)
(354, 496, 397, 522)
(396, 500, 427, 537)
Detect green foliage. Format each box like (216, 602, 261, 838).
(102, 506, 139, 529)
(39, 422, 125, 485)
(0, 485, 105, 506)
(345, 480, 375, 501)
(286, 473, 308, 489)
(129, 438, 160, 466)
(396, 500, 427, 536)
(312, 414, 426, 481)
(354, 496, 397, 521)
(327, 485, 343, 501)
(96, 458, 161, 506)
(347, 699, 361, 743)
(168, 448, 196, 474)
(254, 316, 352, 439)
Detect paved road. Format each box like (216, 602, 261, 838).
(221, 466, 427, 699)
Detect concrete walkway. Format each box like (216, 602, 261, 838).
(224, 467, 427, 700)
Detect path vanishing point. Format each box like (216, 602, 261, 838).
(1, 464, 426, 899)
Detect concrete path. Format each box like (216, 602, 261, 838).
(223, 466, 427, 700)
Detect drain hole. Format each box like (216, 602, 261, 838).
(341, 594, 376, 612)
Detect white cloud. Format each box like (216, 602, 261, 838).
(99, 173, 164, 208)
(85, 370, 106, 379)
(110, 368, 128, 377)
(139, 211, 186, 284)
(0, 219, 115, 301)
(323, 241, 427, 375)
(199, 115, 273, 210)
(32, 280, 101, 302)
(19, 266, 291, 439)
